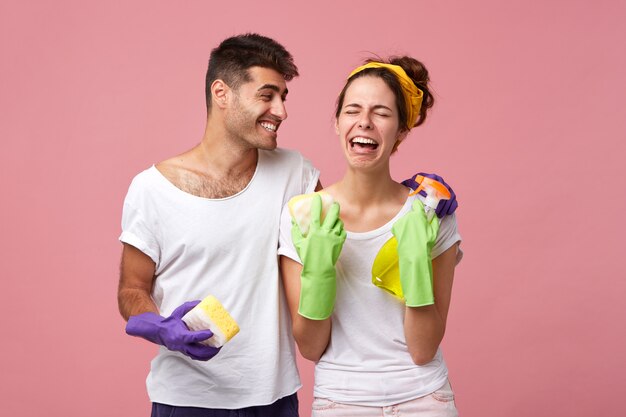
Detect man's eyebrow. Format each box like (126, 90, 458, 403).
(257, 84, 285, 93)
(257, 84, 289, 98)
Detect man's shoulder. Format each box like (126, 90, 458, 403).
(129, 165, 158, 182)
(125, 165, 161, 196)
(260, 147, 309, 167)
(155, 151, 190, 176)
(262, 147, 304, 159)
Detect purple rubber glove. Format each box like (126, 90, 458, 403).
(125, 300, 220, 361)
(402, 172, 458, 218)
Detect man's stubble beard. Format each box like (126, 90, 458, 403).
(225, 97, 277, 151)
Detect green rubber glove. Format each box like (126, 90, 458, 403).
(291, 194, 346, 320)
(391, 198, 440, 307)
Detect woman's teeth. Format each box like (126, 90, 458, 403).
(351, 137, 378, 148)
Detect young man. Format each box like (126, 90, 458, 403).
(118, 34, 310, 416)
(118, 33, 458, 416)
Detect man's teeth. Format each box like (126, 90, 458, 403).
(260, 122, 277, 132)
(352, 137, 377, 145)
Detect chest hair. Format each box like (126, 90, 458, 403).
(175, 169, 255, 199)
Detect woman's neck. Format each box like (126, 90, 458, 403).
(326, 168, 409, 232)
(336, 169, 396, 203)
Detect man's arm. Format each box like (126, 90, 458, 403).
(118, 243, 158, 321)
(118, 243, 219, 360)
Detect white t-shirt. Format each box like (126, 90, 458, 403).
(120, 148, 319, 409)
(279, 193, 462, 406)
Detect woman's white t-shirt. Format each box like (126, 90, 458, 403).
(279, 193, 462, 406)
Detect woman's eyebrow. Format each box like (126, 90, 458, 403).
(345, 103, 392, 111)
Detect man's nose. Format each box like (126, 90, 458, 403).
(272, 98, 287, 120)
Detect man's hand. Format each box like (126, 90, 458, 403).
(126, 300, 220, 361)
(402, 172, 458, 218)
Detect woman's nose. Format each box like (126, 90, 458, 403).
(358, 113, 372, 129)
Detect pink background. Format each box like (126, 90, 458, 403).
(1, 1, 625, 416)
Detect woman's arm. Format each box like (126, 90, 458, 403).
(280, 255, 331, 362)
(403, 242, 459, 365)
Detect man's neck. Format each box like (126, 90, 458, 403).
(192, 137, 258, 179)
(154, 121, 260, 199)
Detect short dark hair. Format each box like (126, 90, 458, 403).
(205, 33, 299, 111)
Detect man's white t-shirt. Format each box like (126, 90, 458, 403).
(279, 193, 462, 406)
(120, 148, 319, 409)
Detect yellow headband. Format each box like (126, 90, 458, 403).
(348, 62, 423, 130)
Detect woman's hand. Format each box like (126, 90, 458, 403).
(292, 194, 346, 320)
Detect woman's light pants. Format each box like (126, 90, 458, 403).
(311, 380, 458, 417)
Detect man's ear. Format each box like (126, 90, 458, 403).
(211, 79, 230, 109)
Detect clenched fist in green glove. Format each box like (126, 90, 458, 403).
(391, 198, 440, 307)
(291, 194, 346, 320)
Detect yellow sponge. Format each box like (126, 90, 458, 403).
(288, 192, 334, 236)
(182, 295, 240, 348)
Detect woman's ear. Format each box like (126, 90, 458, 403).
(334, 119, 340, 135)
(392, 129, 409, 152)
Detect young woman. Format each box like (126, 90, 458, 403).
(279, 57, 462, 416)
